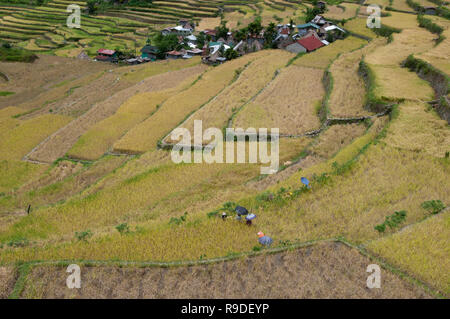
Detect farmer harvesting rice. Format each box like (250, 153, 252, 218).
(245, 213, 256, 226)
(235, 205, 248, 220)
(257, 231, 273, 247)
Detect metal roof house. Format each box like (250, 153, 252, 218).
(95, 49, 117, 62)
(297, 23, 320, 31)
(141, 45, 158, 60)
(166, 50, 184, 59)
(296, 36, 325, 52)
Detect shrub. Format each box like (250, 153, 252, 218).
(0, 44, 38, 63)
(374, 224, 386, 233)
(169, 212, 188, 225)
(375, 210, 407, 232)
(421, 200, 445, 215)
(115, 223, 130, 235)
(371, 24, 401, 39)
(75, 230, 93, 241)
(7, 238, 29, 248)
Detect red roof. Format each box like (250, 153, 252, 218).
(97, 48, 116, 55)
(166, 50, 183, 56)
(280, 28, 289, 35)
(204, 29, 216, 36)
(297, 36, 324, 52)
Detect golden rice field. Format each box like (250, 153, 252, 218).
(324, 4, 360, 20)
(416, 16, 450, 75)
(113, 52, 260, 153)
(364, 18, 437, 103)
(365, 0, 391, 8)
(0, 160, 48, 194)
(168, 50, 295, 144)
(412, 0, 437, 7)
(223, 10, 256, 31)
(383, 101, 450, 158)
(365, 29, 434, 66)
(233, 65, 324, 135)
(122, 57, 201, 82)
(197, 17, 221, 31)
(307, 123, 368, 160)
(293, 36, 367, 69)
(391, 0, 415, 12)
(66, 70, 205, 160)
(340, 17, 377, 39)
(26, 63, 207, 163)
(257, 2, 306, 26)
(371, 65, 434, 101)
(368, 211, 450, 296)
(381, 12, 420, 29)
(0, 156, 128, 217)
(328, 38, 386, 117)
(0, 114, 72, 161)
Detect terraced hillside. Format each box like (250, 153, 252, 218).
(0, 1, 449, 299)
(0, 0, 150, 56)
(0, 0, 306, 56)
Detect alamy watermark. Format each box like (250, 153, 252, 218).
(66, 264, 81, 289)
(366, 4, 381, 29)
(366, 264, 381, 289)
(66, 4, 81, 28)
(170, 120, 279, 174)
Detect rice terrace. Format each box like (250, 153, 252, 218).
(0, 0, 448, 303)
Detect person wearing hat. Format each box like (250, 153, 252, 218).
(257, 231, 273, 247)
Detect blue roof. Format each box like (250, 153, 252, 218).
(296, 23, 320, 29)
(209, 41, 224, 47)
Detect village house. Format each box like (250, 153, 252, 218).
(296, 36, 325, 52)
(296, 22, 320, 37)
(186, 48, 203, 56)
(316, 1, 326, 10)
(166, 50, 184, 59)
(322, 25, 346, 40)
(423, 6, 437, 15)
(162, 25, 192, 37)
(141, 43, 158, 60)
(311, 15, 327, 26)
(285, 41, 307, 54)
(276, 37, 294, 50)
(202, 29, 217, 41)
(233, 40, 245, 55)
(186, 34, 197, 45)
(126, 57, 144, 65)
(208, 41, 231, 56)
(94, 49, 118, 63)
(179, 19, 195, 31)
(246, 37, 264, 52)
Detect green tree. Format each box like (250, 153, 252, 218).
(219, 44, 225, 56)
(264, 22, 277, 48)
(305, 7, 321, 22)
(197, 32, 206, 48)
(87, 0, 98, 14)
(224, 48, 238, 60)
(152, 33, 179, 58)
(247, 17, 263, 36)
(233, 28, 248, 42)
(215, 21, 229, 39)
